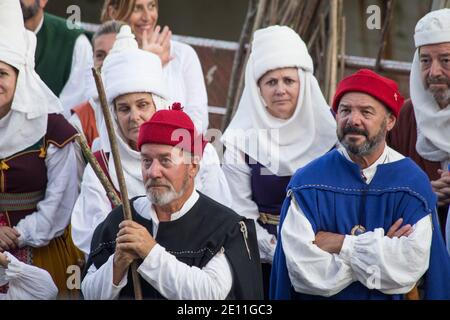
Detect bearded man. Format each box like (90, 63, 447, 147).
(81, 106, 263, 300)
(388, 9, 450, 240)
(270, 69, 450, 300)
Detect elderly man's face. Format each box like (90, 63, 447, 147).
(336, 92, 396, 157)
(419, 42, 450, 109)
(141, 144, 197, 207)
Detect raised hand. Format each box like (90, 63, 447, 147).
(141, 25, 173, 66)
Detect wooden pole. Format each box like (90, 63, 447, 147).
(75, 134, 121, 207)
(92, 68, 143, 300)
(375, 0, 395, 71)
(340, 16, 346, 82)
(222, 0, 257, 131)
(328, 0, 339, 105)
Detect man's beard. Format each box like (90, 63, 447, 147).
(20, 0, 40, 21)
(145, 173, 189, 206)
(426, 75, 450, 108)
(337, 119, 387, 156)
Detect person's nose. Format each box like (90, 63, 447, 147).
(275, 83, 287, 96)
(129, 107, 141, 123)
(147, 160, 163, 179)
(347, 111, 363, 127)
(429, 59, 444, 78)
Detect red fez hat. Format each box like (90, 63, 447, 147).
(332, 69, 404, 117)
(137, 102, 207, 156)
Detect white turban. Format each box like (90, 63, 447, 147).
(222, 25, 337, 176)
(410, 9, 450, 163)
(98, 25, 171, 199)
(0, 0, 63, 158)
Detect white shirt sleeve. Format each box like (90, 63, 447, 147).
(0, 252, 58, 300)
(137, 244, 232, 300)
(175, 42, 209, 134)
(222, 148, 276, 263)
(59, 34, 93, 118)
(14, 143, 78, 248)
(71, 164, 113, 256)
(281, 197, 355, 297)
(81, 254, 127, 300)
(196, 143, 232, 207)
(339, 215, 432, 294)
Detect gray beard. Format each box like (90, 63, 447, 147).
(430, 89, 450, 109)
(338, 119, 387, 157)
(145, 174, 189, 206)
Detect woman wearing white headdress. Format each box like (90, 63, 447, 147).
(221, 25, 338, 297)
(0, 0, 83, 298)
(71, 26, 232, 257)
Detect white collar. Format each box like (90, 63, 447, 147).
(33, 15, 44, 34)
(133, 190, 200, 235)
(338, 144, 404, 184)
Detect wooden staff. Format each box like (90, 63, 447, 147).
(75, 133, 121, 207)
(92, 67, 143, 300)
(375, 0, 395, 71)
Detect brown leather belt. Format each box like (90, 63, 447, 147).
(258, 212, 280, 226)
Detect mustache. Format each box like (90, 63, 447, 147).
(427, 76, 450, 86)
(145, 179, 171, 189)
(342, 126, 368, 138)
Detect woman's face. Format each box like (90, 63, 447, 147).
(258, 67, 300, 120)
(0, 61, 18, 120)
(127, 0, 158, 46)
(114, 92, 156, 149)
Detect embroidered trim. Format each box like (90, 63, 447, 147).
(167, 247, 215, 256)
(0, 190, 45, 211)
(90, 240, 116, 256)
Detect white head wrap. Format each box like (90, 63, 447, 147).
(410, 9, 450, 162)
(98, 25, 170, 198)
(0, 0, 63, 158)
(222, 25, 337, 176)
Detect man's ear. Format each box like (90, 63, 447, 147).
(188, 155, 201, 178)
(386, 113, 397, 132)
(40, 0, 48, 9)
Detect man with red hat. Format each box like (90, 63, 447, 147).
(81, 106, 263, 300)
(270, 69, 450, 300)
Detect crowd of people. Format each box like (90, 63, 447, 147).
(0, 0, 449, 300)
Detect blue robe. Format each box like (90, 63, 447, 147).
(270, 150, 450, 300)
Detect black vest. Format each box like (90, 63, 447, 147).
(85, 193, 263, 300)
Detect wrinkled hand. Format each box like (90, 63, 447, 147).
(386, 218, 413, 238)
(314, 231, 345, 254)
(0, 252, 8, 268)
(0, 226, 20, 252)
(116, 220, 156, 260)
(141, 25, 173, 66)
(431, 169, 450, 207)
